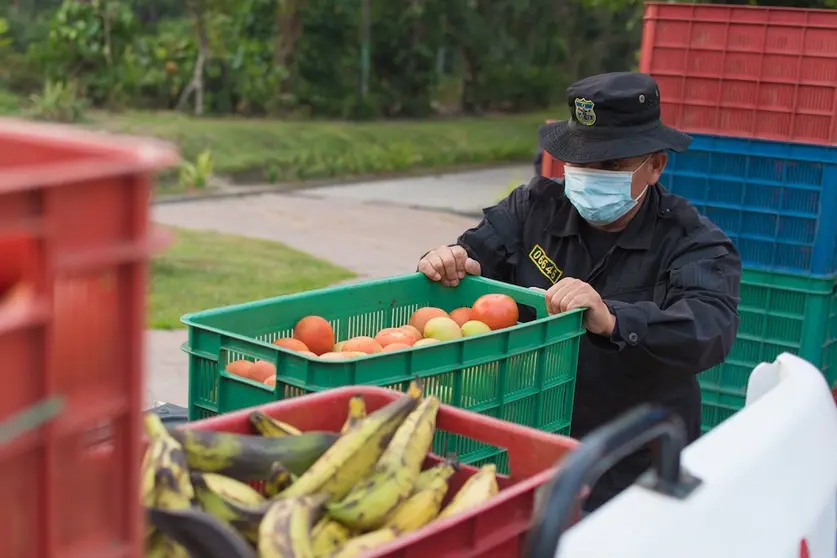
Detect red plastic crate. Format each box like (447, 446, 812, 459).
(187, 386, 581, 557)
(541, 151, 563, 180)
(641, 2, 837, 144)
(0, 119, 177, 558)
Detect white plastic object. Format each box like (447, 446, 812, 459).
(556, 353, 837, 558)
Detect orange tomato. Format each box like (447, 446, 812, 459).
(398, 325, 423, 345)
(341, 336, 383, 354)
(408, 307, 449, 335)
(249, 360, 277, 382)
(449, 307, 473, 327)
(382, 342, 411, 352)
(293, 315, 335, 356)
(273, 338, 310, 352)
(225, 359, 253, 378)
(374, 328, 415, 347)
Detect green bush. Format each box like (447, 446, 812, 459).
(7, 0, 659, 119)
(179, 150, 215, 191)
(27, 80, 88, 122)
(32, 0, 140, 109)
(1, 12, 48, 93)
(10, 0, 588, 118)
(118, 18, 197, 110)
(0, 87, 22, 115)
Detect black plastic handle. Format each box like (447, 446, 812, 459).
(148, 402, 190, 427)
(524, 404, 702, 558)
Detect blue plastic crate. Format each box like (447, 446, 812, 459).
(661, 134, 837, 276)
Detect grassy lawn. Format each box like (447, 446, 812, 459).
(149, 226, 355, 329)
(89, 109, 563, 188)
(2, 85, 565, 191)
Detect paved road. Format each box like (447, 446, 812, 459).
(146, 330, 190, 407)
(153, 193, 481, 280)
(295, 165, 533, 216)
(147, 191, 483, 407)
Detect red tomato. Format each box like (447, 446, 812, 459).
(471, 294, 519, 330)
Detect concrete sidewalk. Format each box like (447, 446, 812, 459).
(295, 164, 532, 216)
(152, 193, 481, 280)
(146, 330, 190, 408)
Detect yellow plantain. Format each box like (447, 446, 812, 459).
(331, 528, 398, 558)
(142, 446, 163, 541)
(280, 380, 422, 501)
(151, 467, 194, 548)
(249, 409, 303, 437)
(437, 463, 499, 520)
(415, 458, 459, 492)
(328, 395, 439, 530)
(384, 475, 450, 534)
(141, 414, 168, 505)
(141, 439, 164, 507)
(142, 413, 193, 508)
(168, 428, 338, 479)
(263, 461, 295, 498)
(340, 394, 367, 434)
(311, 518, 353, 557)
(147, 506, 258, 558)
(143, 413, 195, 521)
(405, 379, 423, 399)
(154, 467, 194, 512)
(144, 411, 169, 439)
(258, 494, 329, 558)
(203, 473, 264, 505)
(191, 472, 269, 544)
(145, 531, 190, 558)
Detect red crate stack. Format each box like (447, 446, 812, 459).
(0, 119, 177, 558)
(640, 2, 837, 144)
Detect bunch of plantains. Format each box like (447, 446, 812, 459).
(142, 380, 500, 558)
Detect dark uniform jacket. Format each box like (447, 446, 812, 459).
(457, 176, 741, 511)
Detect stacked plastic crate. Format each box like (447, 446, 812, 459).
(641, 2, 837, 432)
(0, 120, 177, 557)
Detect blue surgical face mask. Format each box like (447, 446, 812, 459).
(562, 159, 650, 226)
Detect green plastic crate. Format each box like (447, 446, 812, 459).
(699, 268, 837, 432)
(181, 273, 585, 469)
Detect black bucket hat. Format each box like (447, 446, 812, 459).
(539, 72, 692, 164)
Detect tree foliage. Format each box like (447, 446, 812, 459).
(3, 0, 835, 118)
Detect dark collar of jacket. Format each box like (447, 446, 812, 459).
(527, 177, 701, 251)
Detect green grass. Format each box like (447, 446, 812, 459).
(2, 91, 563, 191)
(149, 226, 355, 329)
(90, 109, 563, 186)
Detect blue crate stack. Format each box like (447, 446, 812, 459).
(663, 137, 837, 277)
(661, 138, 837, 432)
(642, 3, 837, 433)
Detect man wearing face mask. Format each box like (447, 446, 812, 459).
(417, 72, 741, 512)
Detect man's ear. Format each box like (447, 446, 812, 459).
(648, 151, 667, 184)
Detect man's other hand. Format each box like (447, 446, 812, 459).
(544, 277, 616, 336)
(418, 245, 481, 287)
